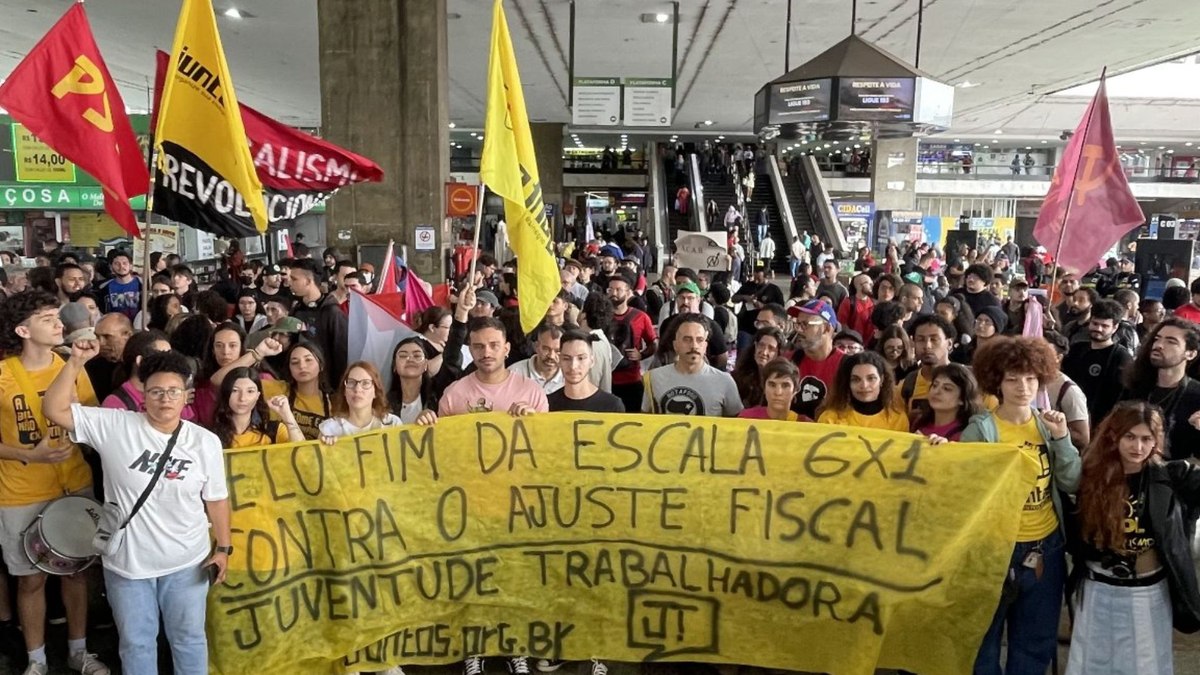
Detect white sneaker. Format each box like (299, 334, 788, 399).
(464, 656, 485, 675)
(507, 656, 531, 674)
(590, 659, 609, 675)
(380, 667, 407, 675)
(67, 651, 111, 675)
(22, 663, 47, 675)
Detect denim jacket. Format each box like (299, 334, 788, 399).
(960, 410, 1082, 542)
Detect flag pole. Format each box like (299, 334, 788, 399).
(468, 183, 485, 286)
(140, 77, 157, 326)
(1046, 67, 1106, 306)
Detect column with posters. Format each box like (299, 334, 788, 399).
(834, 201, 875, 253)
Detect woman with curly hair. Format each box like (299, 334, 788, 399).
(963, 336, 1081, 674)
(817, 351, 909, 431)
(732, 327, 787, 407)
(1067, 401, 1200, 674)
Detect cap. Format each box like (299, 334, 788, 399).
(834, 328, 863, 345)
(475, 290, 501, 307)
(1165, 277, 1187, 289)
(271, 317, 305, 335)
(264, 264, 282, 275)
(976, 305, 1009, 333)
(675, 281, 701, 296)
(599, 244, 624, 260)
(1009, 277, 1030, 289)
(787, 299, 840, 330)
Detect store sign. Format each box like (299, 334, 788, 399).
(769, 79, 832, 124)
(622, 77, 673, 126)
(0, 184, 146, 210)
(12, 124, 76, 183)
(837, 78, 915, 122)
(445, 182, 478, 217)
(571, 77, 621, 126)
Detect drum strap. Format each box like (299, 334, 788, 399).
(4, 354, 61, 440)
(121, 423, 183, 532)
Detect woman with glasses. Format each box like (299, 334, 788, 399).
(212, 367, 305, 449)
(874, 325, 916, 380)
(262, 341, 331, 440)
(1068, 401, 1200, 674)
(413, 307, 453, 376)
(732, 327, 787, 408)
(387, 337, 439, 425)
(320, 362, 402, 445)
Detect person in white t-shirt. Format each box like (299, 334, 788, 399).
(319, 361, 403, 445)
(44, 347, 230, 675)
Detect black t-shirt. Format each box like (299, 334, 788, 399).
(1123, 378, 1200, 460)
(548, 389, 626, 413)
(1062, 342, 1132, 426)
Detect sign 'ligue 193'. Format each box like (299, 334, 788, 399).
(209, 413, 1036, 675)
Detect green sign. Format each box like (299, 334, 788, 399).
(573, 77, 620, 86)
(621, 77, 673, 87)
(0, 184, 146, 211)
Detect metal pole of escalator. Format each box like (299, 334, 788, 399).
(915, 0, 924, 69)
(568, 2, 575, 105)
(785, 0, 793, 73)
(671, 2, 679, 109)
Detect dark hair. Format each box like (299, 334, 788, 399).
(170, 264, 194, 281)
(756, 284, 785, 306)
(1073, 286, 1100, 307)
(137, 350, 193, 387)
(467, 316, 507, 340)
(581, 292, 614, 333)
(937, 296, 976, 341)
(760, 357, 799, 387)
(323, 247, 342, 261)
(1123, 317, 1200, 393)
(200, 322, 248, 380)
(910, 313, 957, 342)
(334, 259, 358, 276)
(283, 340, 330, 409)
(262, 294, 294, 313)
(213, 367, 270, 448)
(0, 290, 60, 357)
(531, 321, 567, 342)
(414, 307, 451, 335)
(1043, 330, 1070, 356)
(870, 301, 906, 332)
(912, 363, 983, 431)
(108, 249, 132, 265)
(1113, 289, 1138, 308)
(292, 242, 311, 258)
(972, 336, 1059, 398)
(758, 302, 787, 323)
(1190, 277, 1200, 296)
(964, 263, 992, 283)
(789, 275, 814, 300)
(387, 337, 434, 415)
(707, 282, 731, 306)
(148, 293, 182, 332)
(169, 315, 214, 360)
(874, 273, 902, 299)
(117, 329, 171, 386)
(1090, 298, 1126, 324)
(54, 262, 82, 280)
(1162, 286, 1191, 312)
(195, 290, 230, 323)
(149, 251, 164, 270)
(824, 351, 899, 415)
(733, 327, 786, 407)
(26, 267, 56, 294)
(559, 329, 595, 351)
(290, 258, 322, 280)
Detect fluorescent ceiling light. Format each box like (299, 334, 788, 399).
(448, 122, 456, 129)
(655, 13, 669, 23)
(958, 81, 980, 88)
(223, 7, 243, 19)
(703, 120, 714, 126)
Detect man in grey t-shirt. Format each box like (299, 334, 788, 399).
(642, 314, 743, 417)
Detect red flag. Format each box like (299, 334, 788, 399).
(1033, 72, 1144, 275)
(404, 267, 435, 320)
(0, 4, 150, 238)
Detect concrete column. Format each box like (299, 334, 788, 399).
(317, 0, 450, 278)
(530, 123, 564, 241)
(869, 137, 918, 211)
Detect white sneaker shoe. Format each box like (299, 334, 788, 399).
(22, 663, 48, 675)
(67, 651, 111, 675)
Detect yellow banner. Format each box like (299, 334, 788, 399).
(479, 0, 559, 334)
(12, 123, 76, 182)
(209, 414, 1035, 675)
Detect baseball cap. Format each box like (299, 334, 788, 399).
(787, 299, 840, 330)
(834, 328, 863, 345)
(264, 264, 282, 276)
(675, 281, 701, 296)
(599, 244, 624, 260)
(475, 290, 501, 307)
(272, 317, 305, 334)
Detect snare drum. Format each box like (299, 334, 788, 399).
(22, 496, 102, 575)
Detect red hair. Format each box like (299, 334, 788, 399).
(330, 360, 389, 420)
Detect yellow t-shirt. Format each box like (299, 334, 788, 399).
(0, 355, 96, 505)
(261, 380, 327, 440)
(995, 415, 1057, 541)
(818, 406, 911, 432)
(896, 370, 999, 420)
(229, 424, 289, 449)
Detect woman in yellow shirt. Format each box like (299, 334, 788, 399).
(817, 351, 909, 431)
(961, 336, 1080, 675)
(213, 367, 307, 449)
(262, 342, 331, 440)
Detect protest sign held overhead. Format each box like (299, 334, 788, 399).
(0, 4, 150, 239)
(153, 0, 267, 238)
(209, 414, 1035, 675)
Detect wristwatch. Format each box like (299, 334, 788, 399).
(214, 545, 234, 555)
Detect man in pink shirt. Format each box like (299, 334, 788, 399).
(438, 317, 549, 417)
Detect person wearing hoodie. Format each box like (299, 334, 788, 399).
(972, 305, 1009, 356)
(963, 336, 1080, 675)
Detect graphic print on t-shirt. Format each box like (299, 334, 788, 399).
(469, 397, 493, 413)
(12, 391, 64, 446)
(1026, 443, 1052, 511)
(658, 386, 705, 415)
(128, 450, 193, 481)
(795, 376, 827, 419)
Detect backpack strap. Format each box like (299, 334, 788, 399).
(1055, 379, 1075, 412)
(113, 385, 139, 412)
(901, 371, 919, 405)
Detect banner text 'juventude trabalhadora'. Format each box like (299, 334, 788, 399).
(207, 413, 1035, 675)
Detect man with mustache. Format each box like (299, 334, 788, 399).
(438, 317, 548, 418)
(1062, 299, 1132, 428)
(1119, 317, 1200, 458)
(53, 263, 88, 307)
(642, 314, 742, 417)
(509, 323, 565, 395)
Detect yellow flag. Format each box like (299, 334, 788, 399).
(153, 0, 267, 237)
(480, 0, 559, 334)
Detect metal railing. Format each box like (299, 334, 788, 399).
(689, 153, 708, 232)
(818, 160, 1200, 184)
(765, 158, 798, 244)
(800, 156, 847, 252)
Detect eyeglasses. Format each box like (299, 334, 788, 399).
(395, 352, 426, 362)
(344, 378, 375, 391)
(146, 387, 186, 401)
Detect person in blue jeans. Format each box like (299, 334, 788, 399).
(961, 336, 1081, 675)
(44, 347, 232, 675)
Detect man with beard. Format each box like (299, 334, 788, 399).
(1060, 287, 1098, 345)
(1053, 273, 1082, 326)
(256, 264, 285, 302)
(509, 322, 565, 395)
(608, 270, 657, 412)
(896, 314, 956, 425)
(787, 299, 844, 419)
(438, 317, 548, 418)
(54, 263, 88, 307)
(1061, 299, 1132, 427)
(1120, 317, 1200, 458)
(98, 250, 141, 321)
(548, 330, 624, 412)
(659, 282, 728, 370)
(643, 314, 742, 417)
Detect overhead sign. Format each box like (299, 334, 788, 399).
(837, 78, 915, 122)
(0, 184, 145, 211)
(445, 182, 478, 217)
(207, 413, 1032, 675)
(12, 123, 76, 183)
(769, 79, 832, 124)
(622, 77, 673, 127)
(571, 77, 621, 126)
